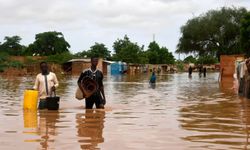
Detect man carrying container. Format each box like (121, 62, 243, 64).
(77, 57, 106, 109)
(33, 62, 59, 109)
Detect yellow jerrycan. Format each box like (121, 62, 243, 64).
(23, 110, 38, 128)
(23, 90, 39, 110)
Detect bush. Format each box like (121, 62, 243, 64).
(46, 52, 74, 64)
(0, 52, 9, 62)
(196, 55, 218, 65)
(0, 52, 9, 72)
(25, 56, 38, 64)
(183, 55, 197, 63)
(0, 64, 7, 72)
(176, 60, 184, 71)
(8, 61, 24, 69)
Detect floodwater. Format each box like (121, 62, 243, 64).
(0, 73, 250, 150)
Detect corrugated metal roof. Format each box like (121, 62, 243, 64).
(68, 59, 90, 62)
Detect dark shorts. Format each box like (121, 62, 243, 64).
(85, 92, 104, 109)
(38, 99, 47, 110)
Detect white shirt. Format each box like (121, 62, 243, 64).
(240, 61, 247, 78)
(33, 72, 59, 99)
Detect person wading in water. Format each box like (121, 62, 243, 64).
(203, 67, 207, 77)
(33, 62, 59, 109)
(188, 66, 193, 77)
(77, 57, 106, 109)
(149, 69, 157, 89)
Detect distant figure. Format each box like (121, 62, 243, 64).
(203, 67, 207, 77)
(33, 62, 59, 109)
(199, 66, 203, 78)
(157, 67, 161, 74)
(188, 66, 193, 77)
(149, 71, 156, 89)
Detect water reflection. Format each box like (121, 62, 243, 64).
(149, 83, 156, 89)
(178, 77, 250, 149)
(3, 73, 250, 149)
(23, 110, 38, 128)
(76, 110, 105, 150)
(37, 111, 60, 150)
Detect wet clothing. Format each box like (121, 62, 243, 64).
(33, 72, 59, 110)
(149, 74, 156, 83)
(203, 67, 207, 77)
(199, 67, 203, 77)
(78, 68, 105, 109)
(188, 67, 192, 76)
(237, 62, 247, 96)
(33, 72, 59, 99)
(38, 99, 47, 110)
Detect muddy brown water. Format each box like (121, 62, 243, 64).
(0, 73, 250, 150)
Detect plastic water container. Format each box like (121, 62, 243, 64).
(23, 110, 37, 128)
(23, 90, 39, 110)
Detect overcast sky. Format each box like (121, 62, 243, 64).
(0, 0, 249, 58)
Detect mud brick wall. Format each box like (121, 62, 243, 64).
(220, 55, 245, 77)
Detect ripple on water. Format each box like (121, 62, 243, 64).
(1, 73, 250, 149)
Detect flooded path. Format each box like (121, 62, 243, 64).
(0, 73, 250, 150)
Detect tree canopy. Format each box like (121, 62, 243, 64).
(147, 41, 175, 64)
(26, 31, 70, 56)
(112, 35, 175, 64)
(0, 36, 24, 56)
(0, 32, 176, 65)
(75, 43, 111, 59)
(240, 11, 250, 57)
(183, 55, 197, 64)
(176, 7, 247, 58)
(112, 35, 143, 63)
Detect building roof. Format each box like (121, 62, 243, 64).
(68, 59, 90, 62)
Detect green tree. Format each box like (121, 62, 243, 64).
(176, 7, 247, 58)
(0, 36, 24, 56)
(158, 47, 175, 64)
(74, 51, 89, 58)
(147, 41, 175, 64)
(138, 50, 149, 64)
(183, 55, 197, 63)
(88, 43, 111, 59)
(147, 41, 160, 64)
(240, 11, 250, 57)
(113, 35, 143, 63)
(26, 31, 70, 56)
(196, 55, 218, 65)
(75, 43, 111, 59)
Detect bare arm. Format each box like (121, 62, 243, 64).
(53, 73, 59, 88)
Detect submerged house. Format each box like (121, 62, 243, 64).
(146, 64, 176, 74)
(127, 63, 144, 74)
